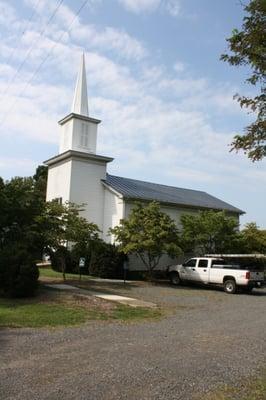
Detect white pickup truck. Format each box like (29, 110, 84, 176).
(168, 257, 265, 294)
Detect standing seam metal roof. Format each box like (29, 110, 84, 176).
(102, 174, 244, 214)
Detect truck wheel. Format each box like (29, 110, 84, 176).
(224, 279, 236, 294)
(170, 272, 180, 286)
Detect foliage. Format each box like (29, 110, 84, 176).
(33, 165, 48, 201)
(110, 202, 181, 279)
(0, 245, 39, 297)
(221, 0, 266, 161)
(0, 167, 46, 297)
(0, 166, 99, 293)
(239, 222, 266, 253)
(89, 241, 125, 278)
(49, 246, 73, 273)
(0, 174, 46, 258)
(180, 211, 240, 255)
(37, 201, 100, 279)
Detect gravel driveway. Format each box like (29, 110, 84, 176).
(1, 284, 265, 400)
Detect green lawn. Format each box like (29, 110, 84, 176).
(0, 293, 161, 328)
(0, 298, 87, 327)
(111, 304, 161, 321)
(39, 267, 92, 280)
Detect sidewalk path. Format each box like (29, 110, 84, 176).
(46, 283, 157, 308)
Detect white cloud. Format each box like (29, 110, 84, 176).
(165, 0, 180, 17)
(118, 0, 181, 16)
(0, 0, 265, 201)
(0, 1, 19, 27)
(118, 0, 161, 13)
(173, 61, 185, 73)
(71, 25, 147, 60)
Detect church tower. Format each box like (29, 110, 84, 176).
(45, 54, 113, 233)
(58, 54, 99, 155)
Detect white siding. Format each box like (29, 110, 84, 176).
(127, 253, 185, 271)
(102, 188, 124, 243)
(46, 160, 72, 203)
(59, 119, 74, 154)
(124, 201, 239, 230)
(125, 201, 199, 230)
(59, 118, 98, 154)
(69, 158, 106, 234)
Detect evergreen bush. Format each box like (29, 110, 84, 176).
(89, 242, 125, 279)
(0, 246, 39, 297)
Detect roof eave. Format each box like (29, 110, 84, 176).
(123, 196, 245, 215)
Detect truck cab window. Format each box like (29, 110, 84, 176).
(198, 259, 208, 268)
(183, 259, 197, 267)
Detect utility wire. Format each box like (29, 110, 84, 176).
(0, 0, 89, 128)
(1, 0, 65, 99)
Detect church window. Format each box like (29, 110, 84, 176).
(80, 123, 89, 147)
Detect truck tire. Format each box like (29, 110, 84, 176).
(224, 279, 236, 294)
(170, 272, 181, 286)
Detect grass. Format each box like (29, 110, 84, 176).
(0, 289, 162, 328)
(111, 304, 161, 321)
(39, 267, 91, 281)
(200, 371, 266, 400)
(0, 298, 87, 328)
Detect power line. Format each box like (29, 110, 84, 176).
(1, 0, 65, 99)
(0, 0, 90, 128)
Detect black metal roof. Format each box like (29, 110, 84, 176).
(103, 174, 244, 214)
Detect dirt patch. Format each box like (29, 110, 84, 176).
(35, 286, 116, 314)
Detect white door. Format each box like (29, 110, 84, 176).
(195, 259, 209, 283)
(179, 258, 197, 281)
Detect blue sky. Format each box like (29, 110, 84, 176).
(0, 0, 265, 227)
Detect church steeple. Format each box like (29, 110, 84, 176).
(58, 53, 101, 155)
(71, 53, 89, 117)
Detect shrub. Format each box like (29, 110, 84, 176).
(48, 246, 73, 273)
(0, 246, 39, 298)
(89, 242, 125, 279)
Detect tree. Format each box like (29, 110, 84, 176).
(110, 202, 181, 279)
(0, 171, 46, 297)
(180, 211, 240, 255)
(221, 0, 266, 161)
(36, 201, 99, 280)
(0, 174, 46, 258)
(33, 165, 48, 202)
(240, 222, 266, 253)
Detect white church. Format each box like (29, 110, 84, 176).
(45, 55, 243, 252)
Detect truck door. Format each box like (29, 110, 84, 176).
(180, 258, 197, 281)
(195, 259, 209, 283)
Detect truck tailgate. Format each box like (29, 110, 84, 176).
(250, 271, 264, 281)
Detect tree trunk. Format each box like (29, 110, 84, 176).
(60, 257, 66, 281)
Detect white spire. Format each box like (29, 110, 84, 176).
(71, 53, 89, 117)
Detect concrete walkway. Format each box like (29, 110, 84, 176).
(46, 283, 156, 308)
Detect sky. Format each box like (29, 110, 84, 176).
(0, 0, 265, 228)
